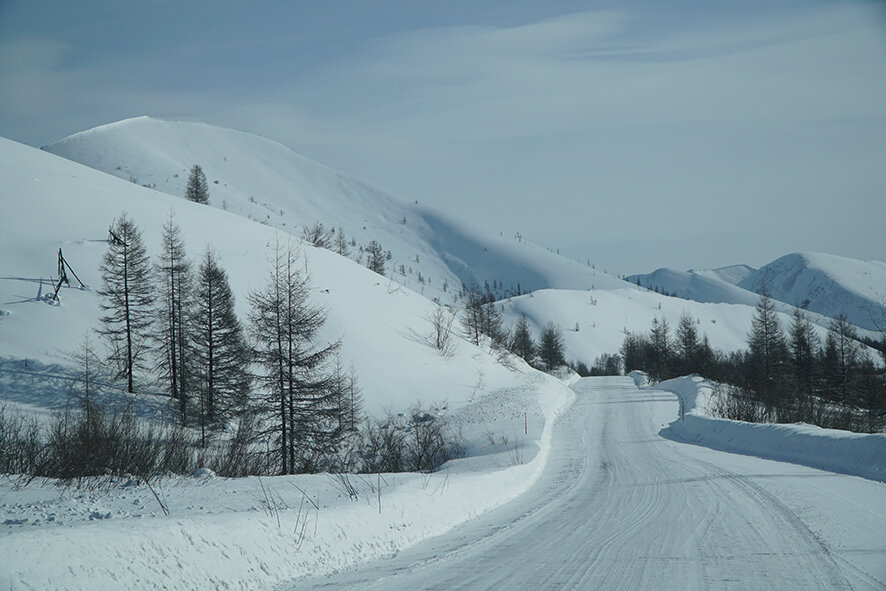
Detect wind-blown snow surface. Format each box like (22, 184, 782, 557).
(43, 116, 626, 303)
(629, 253, 886, 332)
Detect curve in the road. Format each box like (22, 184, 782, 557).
(282, 377, 879, 590)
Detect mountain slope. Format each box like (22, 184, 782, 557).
(690, 264, 755, 285)
(499, 287, 839, 370)
(628, 253, 886, 333)
(0, 136, 529, 415)
(44, 116, 631, 303)
(626, 267, 761, 306)
(738, 252, 886, 332)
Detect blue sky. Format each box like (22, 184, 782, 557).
(1, 1, 884, 274)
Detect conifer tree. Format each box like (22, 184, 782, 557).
(334, 226, 350, 257)
(461, 285, 485, 346)
(538, 322, 566, 371)
(788, 308, 820, 412)
(620, 332, 645, 374)
(825, 313, 860, 402)
(366, 240, 385, 275)
(649, 317, 672, 382)
(509, 314, 536, 363)
(481, 301, 505, 348)
(675, 312, 699, 376)
(155, 213, 194, 423)
(98, 213, 155, 393)
(71, 334, 103, 425)
(192, 248, 251, 446)
(747, 292, 788, 412)
(249, 241, 341, 474)
(185, 164, 209, 205)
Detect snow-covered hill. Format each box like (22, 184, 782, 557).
(43, 116, 628, 304)
(628, 253, 886, 333)
(0, 134, 588, 590)
(691, 263, 755, 286)
(626, 267, 761, 307)
(499, 287, 842, 370)
(0, 135, 533, 417)
(738, 252, 886, 332)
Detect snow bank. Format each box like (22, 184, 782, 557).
(656, 376, 886, 483)
(0, 376, 574, 591)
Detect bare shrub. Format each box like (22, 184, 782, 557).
(361, 407, 464, 473)
(362, 418, 407, 473)
(40, 402, 167, 482)
(708, 384, 770, 423)
(0, 404, 44, 476)
(302, 221, 332, 249)
(427, 304, 456, 357)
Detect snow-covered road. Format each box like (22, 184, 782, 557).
(282, 377, 886, 590)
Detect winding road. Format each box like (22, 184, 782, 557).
(282, 377, 886, 590)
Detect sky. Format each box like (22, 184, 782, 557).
(1, 0, 885, 275)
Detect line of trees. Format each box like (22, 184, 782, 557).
(619, 294, 886, 432)
(93, 212, 363, 474)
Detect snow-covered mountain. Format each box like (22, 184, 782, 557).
(628, 253, 886, 332)
(626, 267, 761, 307)
(43, 116, 627, 304)
(738, 252, 886, 332)
(690, 264, 756, 286)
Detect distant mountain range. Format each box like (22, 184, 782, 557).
(628, 252, 886, 332)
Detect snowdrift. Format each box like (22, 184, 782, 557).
(656, 376, 886, 483)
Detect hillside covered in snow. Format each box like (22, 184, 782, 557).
(0, 135, 530, 418)
(738, 252, 886, 332)
(44, 116, 626, 305)
(628, 252, 886, 333)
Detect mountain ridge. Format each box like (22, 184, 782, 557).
(629, 252, 886, 332)
(43, 116, 630, 305)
